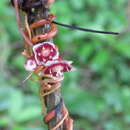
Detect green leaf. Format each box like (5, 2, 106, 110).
(9, 89, 24, 118)
(15, 106, 41, 123)
(115, 43, 130, 58)
(90, 50, 111, 71)
(78, 44, 94, 62)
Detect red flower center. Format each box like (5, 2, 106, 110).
(41, 47, 51, 57)
(33, 42, 59, 65)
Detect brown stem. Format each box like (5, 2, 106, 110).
(26, 1, 65, 130)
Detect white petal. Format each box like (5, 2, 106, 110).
(24, 59, 37, 72)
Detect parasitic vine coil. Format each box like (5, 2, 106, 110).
(12, 0, 74, 130)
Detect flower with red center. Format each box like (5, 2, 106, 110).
(33, 42, 59, 65)
(43, 60, 75, 81)
(24, 56, 37, 72)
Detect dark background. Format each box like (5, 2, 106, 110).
(0, 0, 130, 130)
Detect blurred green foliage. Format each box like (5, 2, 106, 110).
(0, 0, 129, 130)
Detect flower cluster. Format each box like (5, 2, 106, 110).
(25, 42, 74, 81)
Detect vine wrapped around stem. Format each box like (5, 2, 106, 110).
(12, 0, 74, 129)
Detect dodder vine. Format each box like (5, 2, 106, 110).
(12, 0, 74, 130)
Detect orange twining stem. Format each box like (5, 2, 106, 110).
(41, 78, 73, 129)
(44, 110, 55, 124)
(31, 24, 57, 44)
(14, 0, 56, 47)
(65, 117, 73, 130)
(13, 0, 73, 129)
(42, 82, 61, 97)
(24, 14, 57, 44)
(44, 104, 67, 123)
(44, 103, 70, 130)
(29, 14, 55, 30)
(34, 65, 45, 75)
(24, 14, 32, 40)
(51, 108, 68, 130)
(14, 0, 33, 46)
(44, 99, 63, 123)
(21, 49, 31, 58)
